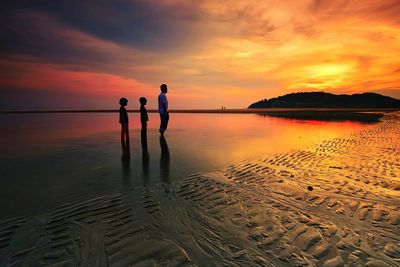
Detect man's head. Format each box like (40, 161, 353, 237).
(139, 97, 147, 105)
(160, 83, 168, 93)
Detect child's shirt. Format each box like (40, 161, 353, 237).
(119, 106, 129, 124)
(140, 105, 148, 123)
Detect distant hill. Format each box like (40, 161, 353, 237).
(248, 92, 400, 108)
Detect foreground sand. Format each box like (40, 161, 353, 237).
(1, 113, 399, 266)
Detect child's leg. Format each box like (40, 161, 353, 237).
(121, 123, 129, 151)
(124, 124, 130, 147)
(121, 124, 125, 147)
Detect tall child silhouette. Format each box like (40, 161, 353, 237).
(139, 97, 148, 134)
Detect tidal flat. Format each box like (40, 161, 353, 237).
(0, 111, 399, 266)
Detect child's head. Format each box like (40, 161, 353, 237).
(160, 83, 168, 93)
(139, 97, 147, 105)
(119, 97, 128, 106)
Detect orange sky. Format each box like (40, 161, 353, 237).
(1, 0, 400, 109)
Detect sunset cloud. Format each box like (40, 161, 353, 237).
(1, 0, 399, 109)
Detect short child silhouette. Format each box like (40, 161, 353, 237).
(119, 97, 129, 152)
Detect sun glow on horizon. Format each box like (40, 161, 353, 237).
(293, 64, 355, 89)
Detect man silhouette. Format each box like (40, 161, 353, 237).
(158, 84, 169, 136)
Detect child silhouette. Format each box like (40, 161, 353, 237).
(119, 97, 129, 153)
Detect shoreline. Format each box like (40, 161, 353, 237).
(1, 108, 395, 123)
(1, 107, 400, 114)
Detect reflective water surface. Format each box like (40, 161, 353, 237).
(0, 113, 376, 219)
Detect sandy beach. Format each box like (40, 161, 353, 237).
(0, 112, 399, 267)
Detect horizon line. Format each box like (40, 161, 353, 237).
(1, 108, 400, 114)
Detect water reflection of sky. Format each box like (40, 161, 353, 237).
(0, 113, 375, 219)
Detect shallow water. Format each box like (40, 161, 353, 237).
(0, 113, 375, 219)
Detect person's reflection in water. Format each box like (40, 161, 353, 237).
(159, 136, 170, 183)
(141, 125, 150, 186)
(121, 142, 131, 191)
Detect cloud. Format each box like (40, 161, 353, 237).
(0, 58, 153, 108)
(0, 9, 160, 73)
(2, 0, 203, 52)
(312, 0, 400, 25)
(1, 0, 400, 108)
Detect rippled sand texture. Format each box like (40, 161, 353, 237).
(1, 113, 400, 266)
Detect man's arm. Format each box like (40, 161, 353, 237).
(162, 95, 168, 113)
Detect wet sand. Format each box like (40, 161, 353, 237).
(1, 113, 399, 266)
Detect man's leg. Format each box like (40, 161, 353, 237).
(164, 113, 169, 131)
(160, 113, 166, 135)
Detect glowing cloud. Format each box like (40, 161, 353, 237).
(1, 0, 400, 109)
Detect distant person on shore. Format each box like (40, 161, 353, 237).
(158, 84, 169, 136)
(119, 97, 129, 153)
